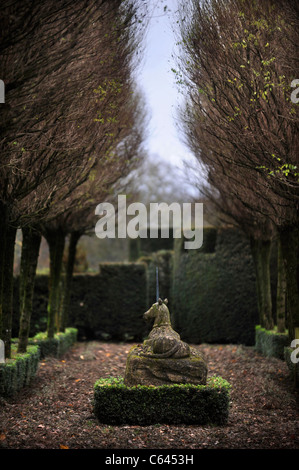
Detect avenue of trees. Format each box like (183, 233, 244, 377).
(1, 0, 298, 374)
(176, 0, 298, 340)
(0, 0, 147, 358)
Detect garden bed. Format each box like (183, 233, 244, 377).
(93, 376, 231, 425)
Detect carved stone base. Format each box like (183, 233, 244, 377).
(124, 344, 208, 387)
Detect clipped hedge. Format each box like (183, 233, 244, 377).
(93, 375, 231, 425)
(129, 228, 175, 261)
(11, 227, 260, 346)
(29, 327, 77, 358)
(172, 226, 259, 345)
(145, 250, 173, 306)
(255, 325, 289, 360)
(68, 263, 148, 341)
(0, 344, 40, 397)
(175, 226, 218, 255)
(12, 263, 148, 342)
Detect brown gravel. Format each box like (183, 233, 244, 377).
(0, 340, 298, 450)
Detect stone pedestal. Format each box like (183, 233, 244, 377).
(124, 344, 208, 387)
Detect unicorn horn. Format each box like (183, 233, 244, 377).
(156, 266, 159, 302)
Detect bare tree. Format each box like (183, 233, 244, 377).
(43, 88, 148, 337)
(176, 0, 298, 337)
(0, 0, 148, 355)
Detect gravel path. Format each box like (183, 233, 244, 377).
(0, 340, 298, 449)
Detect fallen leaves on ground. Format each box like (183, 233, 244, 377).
(0, 340, 298, 449)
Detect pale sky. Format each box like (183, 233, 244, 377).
(138, 0, 197, 172)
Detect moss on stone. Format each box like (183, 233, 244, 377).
(124, 344, 207, 387)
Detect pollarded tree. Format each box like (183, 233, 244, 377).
(0, 0, 111, 356)
(1, 0, 148, 356)
(180, 89, 279, 331)
(41, 88, 148, 339)
(176, 0, 298, 336)
(16, 37, 148, 349)
(59, 98, 147, 333)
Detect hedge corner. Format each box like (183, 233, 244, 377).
(30, 327, 78, 358)
(255, 325, 289, 360)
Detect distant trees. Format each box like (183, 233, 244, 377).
(127, 154, 194, 206)
(0, 0, 147, 356)
(176, 0, 298, 338)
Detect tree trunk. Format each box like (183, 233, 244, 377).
(60, 231, 81, 332)
(250, 237, 274, 330)
(276, 237, 287, 333)
(17, 226, 42, 353)
(1, 224, 17, 359)
(250, 237, 262, 321)
(0, 201, 7, 341)
(279, 225, 299, 338)
(45, 228, 66, 339)
(279, 225, 299, 389)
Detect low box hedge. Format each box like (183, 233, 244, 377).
(255, 325, 289, 360)
(93, 376, 231, 425)
(29, 327, 78, 358)
(0, 344, 40, 397)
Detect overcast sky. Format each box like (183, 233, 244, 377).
(138, 0, 197, 172)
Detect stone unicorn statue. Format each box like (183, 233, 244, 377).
(141, 298, 190, 359)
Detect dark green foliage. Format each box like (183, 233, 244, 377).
(175, 226, 218, 255)
(29, 327, 77, 358)
(93, 376, 231, 425)
(12, 263, 148, 342)
(255, 325, 289, 360)
(11, 227, 260, 345)
(172, 227, 259, 345)
(128, 229, 175, 261)
(140, 228, 175, 255)
(68, 263, 148, 341)
(146, 250, 173, 305)
(128, 238, 141, 261)
(0, 344, 40, 397)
